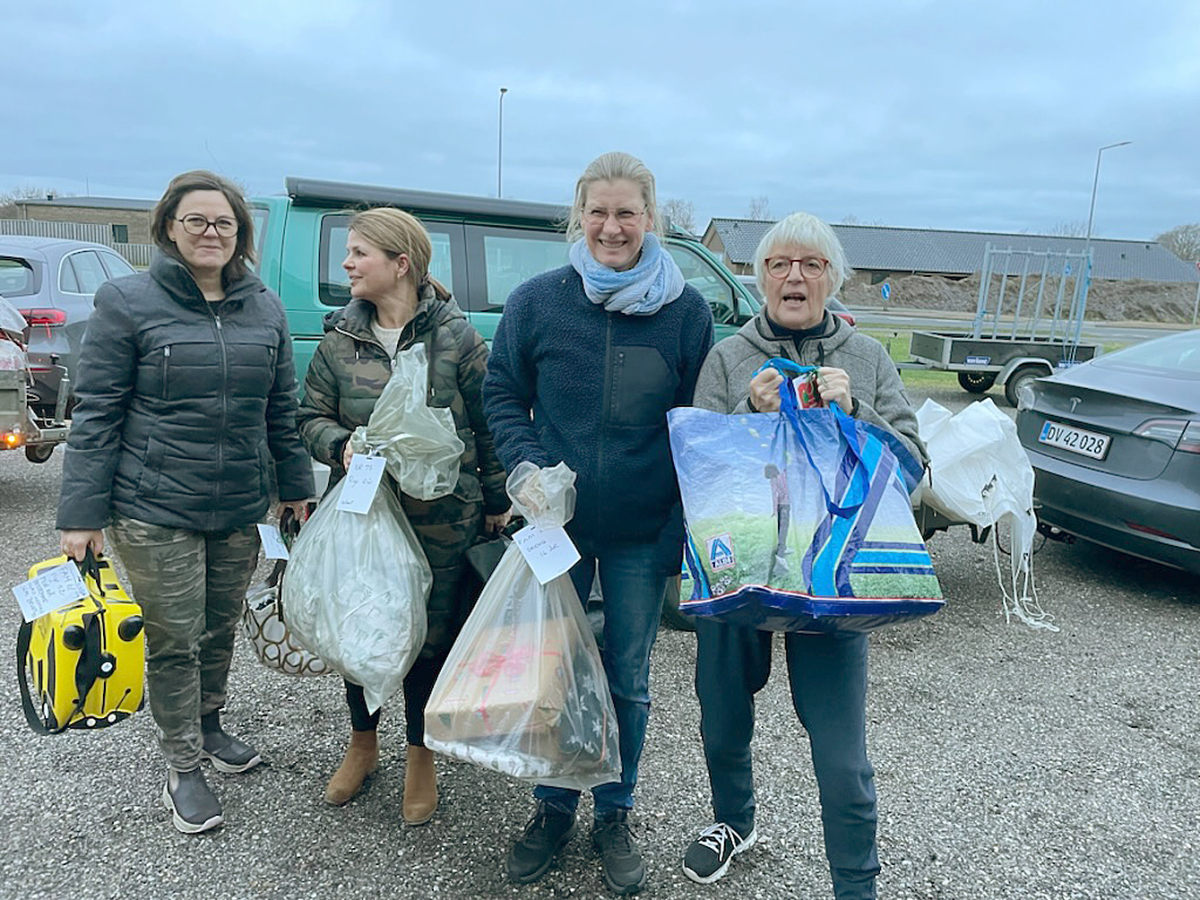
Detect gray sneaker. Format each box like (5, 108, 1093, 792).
(162, 768, 223, 834)
(200, 711, 262, 774)
(682, 822, 757, 884)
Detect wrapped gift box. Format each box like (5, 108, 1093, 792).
(428, 618, 570, 741)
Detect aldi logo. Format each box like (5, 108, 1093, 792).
(707, 534, 735, 571)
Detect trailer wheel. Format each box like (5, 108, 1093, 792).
(1004, 365, 1047, 408)
(957, 371, 996, 394)
(25, 444, 55, 464)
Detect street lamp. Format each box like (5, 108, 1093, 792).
(1083, 140, 1132, 254)
(497, 87, 508, 198)
(1074, 140, 1130, 358)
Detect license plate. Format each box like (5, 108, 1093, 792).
(1038, 420, 1110, 460)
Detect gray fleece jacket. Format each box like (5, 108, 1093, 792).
(692, 309, 928, 466)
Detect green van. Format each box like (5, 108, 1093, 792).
(250, 177, 760, 382)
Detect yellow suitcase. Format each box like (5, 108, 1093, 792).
(18, 552, 145, 733)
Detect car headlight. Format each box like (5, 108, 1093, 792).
(1016, 381, 1036, 411)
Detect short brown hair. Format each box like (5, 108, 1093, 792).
(151, 170, 256, 283)
(348, 207, 432, 285)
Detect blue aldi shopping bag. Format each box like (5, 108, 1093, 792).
(668, 360, 943, 632)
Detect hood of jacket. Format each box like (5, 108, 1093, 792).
(149, 253, 265, 313)
(736, 308, 853, 365)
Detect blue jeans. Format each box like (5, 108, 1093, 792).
(534, 541, 667, 820)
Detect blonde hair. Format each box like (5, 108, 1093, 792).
(566, 151, 663, 241)
(348, 207, 432, 284)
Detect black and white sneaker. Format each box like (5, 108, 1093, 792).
(682, 822, 757, 884)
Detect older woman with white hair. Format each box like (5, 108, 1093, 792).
(680, 212, 925, 899)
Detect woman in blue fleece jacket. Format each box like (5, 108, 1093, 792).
(484, 151, 714, 895)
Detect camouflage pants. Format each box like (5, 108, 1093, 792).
(403, 492, 484, 660)
(108, 513, 261, 770)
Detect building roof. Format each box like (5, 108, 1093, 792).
(705, 218, 1200, 284)
(17, 196, 156, 211)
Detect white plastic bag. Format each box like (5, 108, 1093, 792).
(282, 478, 432, 711)
(348, 343, 464, 500)
(424, 462, 621, 790)
(915, 398, 1055, 630)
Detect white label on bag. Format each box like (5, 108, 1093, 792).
(257, 523, 290, 560)
(12, 562, 89, 622)
(512, 524, 581, 585)
(336, 454, 387, 515)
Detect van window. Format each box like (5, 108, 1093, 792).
(249, 206, 268, 271)
(666, 244, 739, 325)
(481, 233, 570, 308)
(320, 215, 456, 306)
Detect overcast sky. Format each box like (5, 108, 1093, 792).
(6, 0, 1198, 240)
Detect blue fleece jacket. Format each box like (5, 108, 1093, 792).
(484, 265, 714, 570)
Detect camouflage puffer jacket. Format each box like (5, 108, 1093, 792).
(297, 281, 508, 520)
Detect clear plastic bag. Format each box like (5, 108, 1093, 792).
(282, 478, 431, 711)
(348, 343, 464, 500)
(424, 462, 620, 790)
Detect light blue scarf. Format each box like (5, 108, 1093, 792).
(568, 232, 686, 316)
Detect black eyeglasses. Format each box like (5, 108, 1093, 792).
(176, 214, 238, 237)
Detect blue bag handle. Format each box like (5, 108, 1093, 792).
(754, 358, 869, 517)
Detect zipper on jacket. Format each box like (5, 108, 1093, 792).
(161, 345, 171, 399)
(596, 314, 615, 538)
(211, 310, 229, 520)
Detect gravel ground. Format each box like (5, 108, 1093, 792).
(2, 385, 1198, 900)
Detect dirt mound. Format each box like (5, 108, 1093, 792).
(843, 272, 1197, 323)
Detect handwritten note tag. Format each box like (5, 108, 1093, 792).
(12, 562, 89, 622)
(512, 523, 581, 585)
(257, 523, 290, 560)
(336, 454, 387, 515)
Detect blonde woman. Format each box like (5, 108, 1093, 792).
(485, 152, 715, 894)
(297, 207, 509, 825)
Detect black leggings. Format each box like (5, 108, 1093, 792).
(344, 648, 450, 746)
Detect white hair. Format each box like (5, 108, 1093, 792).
(753, 212, 852, 295)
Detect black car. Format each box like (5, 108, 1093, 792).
(1016, 329, 1200, 574)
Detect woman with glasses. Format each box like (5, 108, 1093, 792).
(484, 151, 714, 895)
(57, 170, 313, 834)
(679, 212, 924, 898)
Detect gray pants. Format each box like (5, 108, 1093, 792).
(108, 513, 260, 770)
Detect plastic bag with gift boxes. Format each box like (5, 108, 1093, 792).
(424, 462, 621, 790)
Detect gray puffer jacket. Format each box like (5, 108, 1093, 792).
(693, 309, 928, 465)
(57, 254, 313, 532)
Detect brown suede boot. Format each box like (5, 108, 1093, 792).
(402, 744, 439, 825)
(324, 730, 378, 806)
